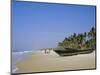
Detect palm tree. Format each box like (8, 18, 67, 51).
(76, 33, 84, 49)
(88, 26, 96, 39)
(72, 33, 77, 48)
(62, 38, 68, 48)
(58, 26, 96, 50)
(84, 32, 87, 38)
(87, 27, 96, 49)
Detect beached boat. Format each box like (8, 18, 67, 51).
(54, 48, 94, 56)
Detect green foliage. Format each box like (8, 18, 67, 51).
(58, 26, 96, 50)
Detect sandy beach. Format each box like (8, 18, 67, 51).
(15, 50, 95, 73)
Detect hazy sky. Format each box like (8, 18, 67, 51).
(12, 1, 96, 51)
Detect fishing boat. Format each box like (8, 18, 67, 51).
(54, 48, 94, 56)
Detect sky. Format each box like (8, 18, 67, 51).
(12, 1, 96, 52)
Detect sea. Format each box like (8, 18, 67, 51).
(12, 50, 37, 73)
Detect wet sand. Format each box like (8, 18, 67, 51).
(15, 50, 95, 73)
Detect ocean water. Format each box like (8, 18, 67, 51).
(12, 50, 34, 73)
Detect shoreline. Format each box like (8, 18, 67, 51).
(13, 50, 95, 73)
(12, 50, 39, 73)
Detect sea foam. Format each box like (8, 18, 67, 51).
(12, 50, 34, 73)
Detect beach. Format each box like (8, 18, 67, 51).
(15, 50, 95, 73)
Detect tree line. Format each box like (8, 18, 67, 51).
(58, 26, 96, 50)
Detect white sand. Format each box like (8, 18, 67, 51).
(15, 50, 95, 73)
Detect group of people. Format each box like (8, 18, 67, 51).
(41, 48, 54, 54)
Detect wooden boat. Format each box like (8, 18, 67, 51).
(54, 48, 94, 56)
